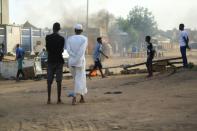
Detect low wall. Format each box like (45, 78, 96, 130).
(0, 59, 34, 79)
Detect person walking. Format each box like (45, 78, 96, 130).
(46, 22, 65, 104)
(88, 37, 108, 79)
(15, 44, 25, 81)
(66, 24, 88, 105)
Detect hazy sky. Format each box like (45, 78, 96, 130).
(9, 0, 197, 30)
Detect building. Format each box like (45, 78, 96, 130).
(0, 24, 21, 53)
(0, 0, 9, 24)
(0, 0, 10, 53)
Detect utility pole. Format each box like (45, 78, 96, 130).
(0, 0, 2, 24)
(86, 0, 89, 30)
(86, 0, 89, 54)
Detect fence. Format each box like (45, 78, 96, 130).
(127, 51, 165, 58)
(21, 28, 67, 53)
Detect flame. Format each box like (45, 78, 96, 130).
(90, 70, 97, 77)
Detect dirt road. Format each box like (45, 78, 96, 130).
(0, 68, 197, 131)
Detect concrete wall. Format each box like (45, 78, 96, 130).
(0, 59, 34, 78)
(0, 60, 17, 78)
(6, 25, 21, 53)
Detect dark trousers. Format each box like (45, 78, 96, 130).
(146, 56, 153, 76)
(89, 60, 105, 77)
(47, 63, 63, 101)
(93, 60, 103, 70)
(180, 46, 188, 68)
(16, 69, 25, 79)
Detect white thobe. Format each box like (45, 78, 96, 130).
(66, 35, 88, 95)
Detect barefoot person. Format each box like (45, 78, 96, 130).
(67, 24, 88, 105)
(145, 36, 155, 77)
(46, 22, 65, 104)
(88, 37, 109, 79)
(179, 23, 190, 68)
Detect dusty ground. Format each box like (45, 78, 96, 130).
(0, 68, 197, 131)
(0, 50, 197, 131)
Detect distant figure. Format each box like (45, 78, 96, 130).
(39, 48, 48, 57)
(88, 37, 109, 79)
(39, 48, 48, 68)
(0, 44, 5, 75)
(15, 44, 25, 81)
(179, 24, 190, 68)
(145, 36, 155, 77)
(67, 24, 88, 105)
(0, 44, 5, 61)
(46, 23, 65, 104)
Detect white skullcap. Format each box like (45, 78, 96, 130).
(74, 24, 83, 30)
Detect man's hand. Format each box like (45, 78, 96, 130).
(100, 51, 109, 59)
(186, 45, 191, 50)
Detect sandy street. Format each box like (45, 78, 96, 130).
(0, 67, 197, 131)
(0, 50, 197, 131)
(1, 0, 197, 130)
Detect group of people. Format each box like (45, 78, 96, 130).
(45, 23, 108, 105)
(12, 22, 190, 105)
(145, 23, 190, 77)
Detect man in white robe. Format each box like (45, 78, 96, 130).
(66, 24, 88, 105)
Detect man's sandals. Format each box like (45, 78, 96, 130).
(72, 97, 85, 105)
(79, 97, 85, 103)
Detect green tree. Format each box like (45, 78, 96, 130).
(128, 6, 157, 36)
(117, 6, 157, 47)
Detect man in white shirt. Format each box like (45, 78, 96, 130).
(179, 24, 190, 68)
(67, 24, 88, 105)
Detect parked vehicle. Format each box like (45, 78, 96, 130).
(39, 49, 69, 69)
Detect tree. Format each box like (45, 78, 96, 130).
(128, 6, 157, 36)
(117, 6, 157, 48)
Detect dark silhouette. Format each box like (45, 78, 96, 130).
(45, 22, 65, 104)
(145, 36, 155, 77)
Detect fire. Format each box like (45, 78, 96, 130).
(90, 70, 97, 77)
